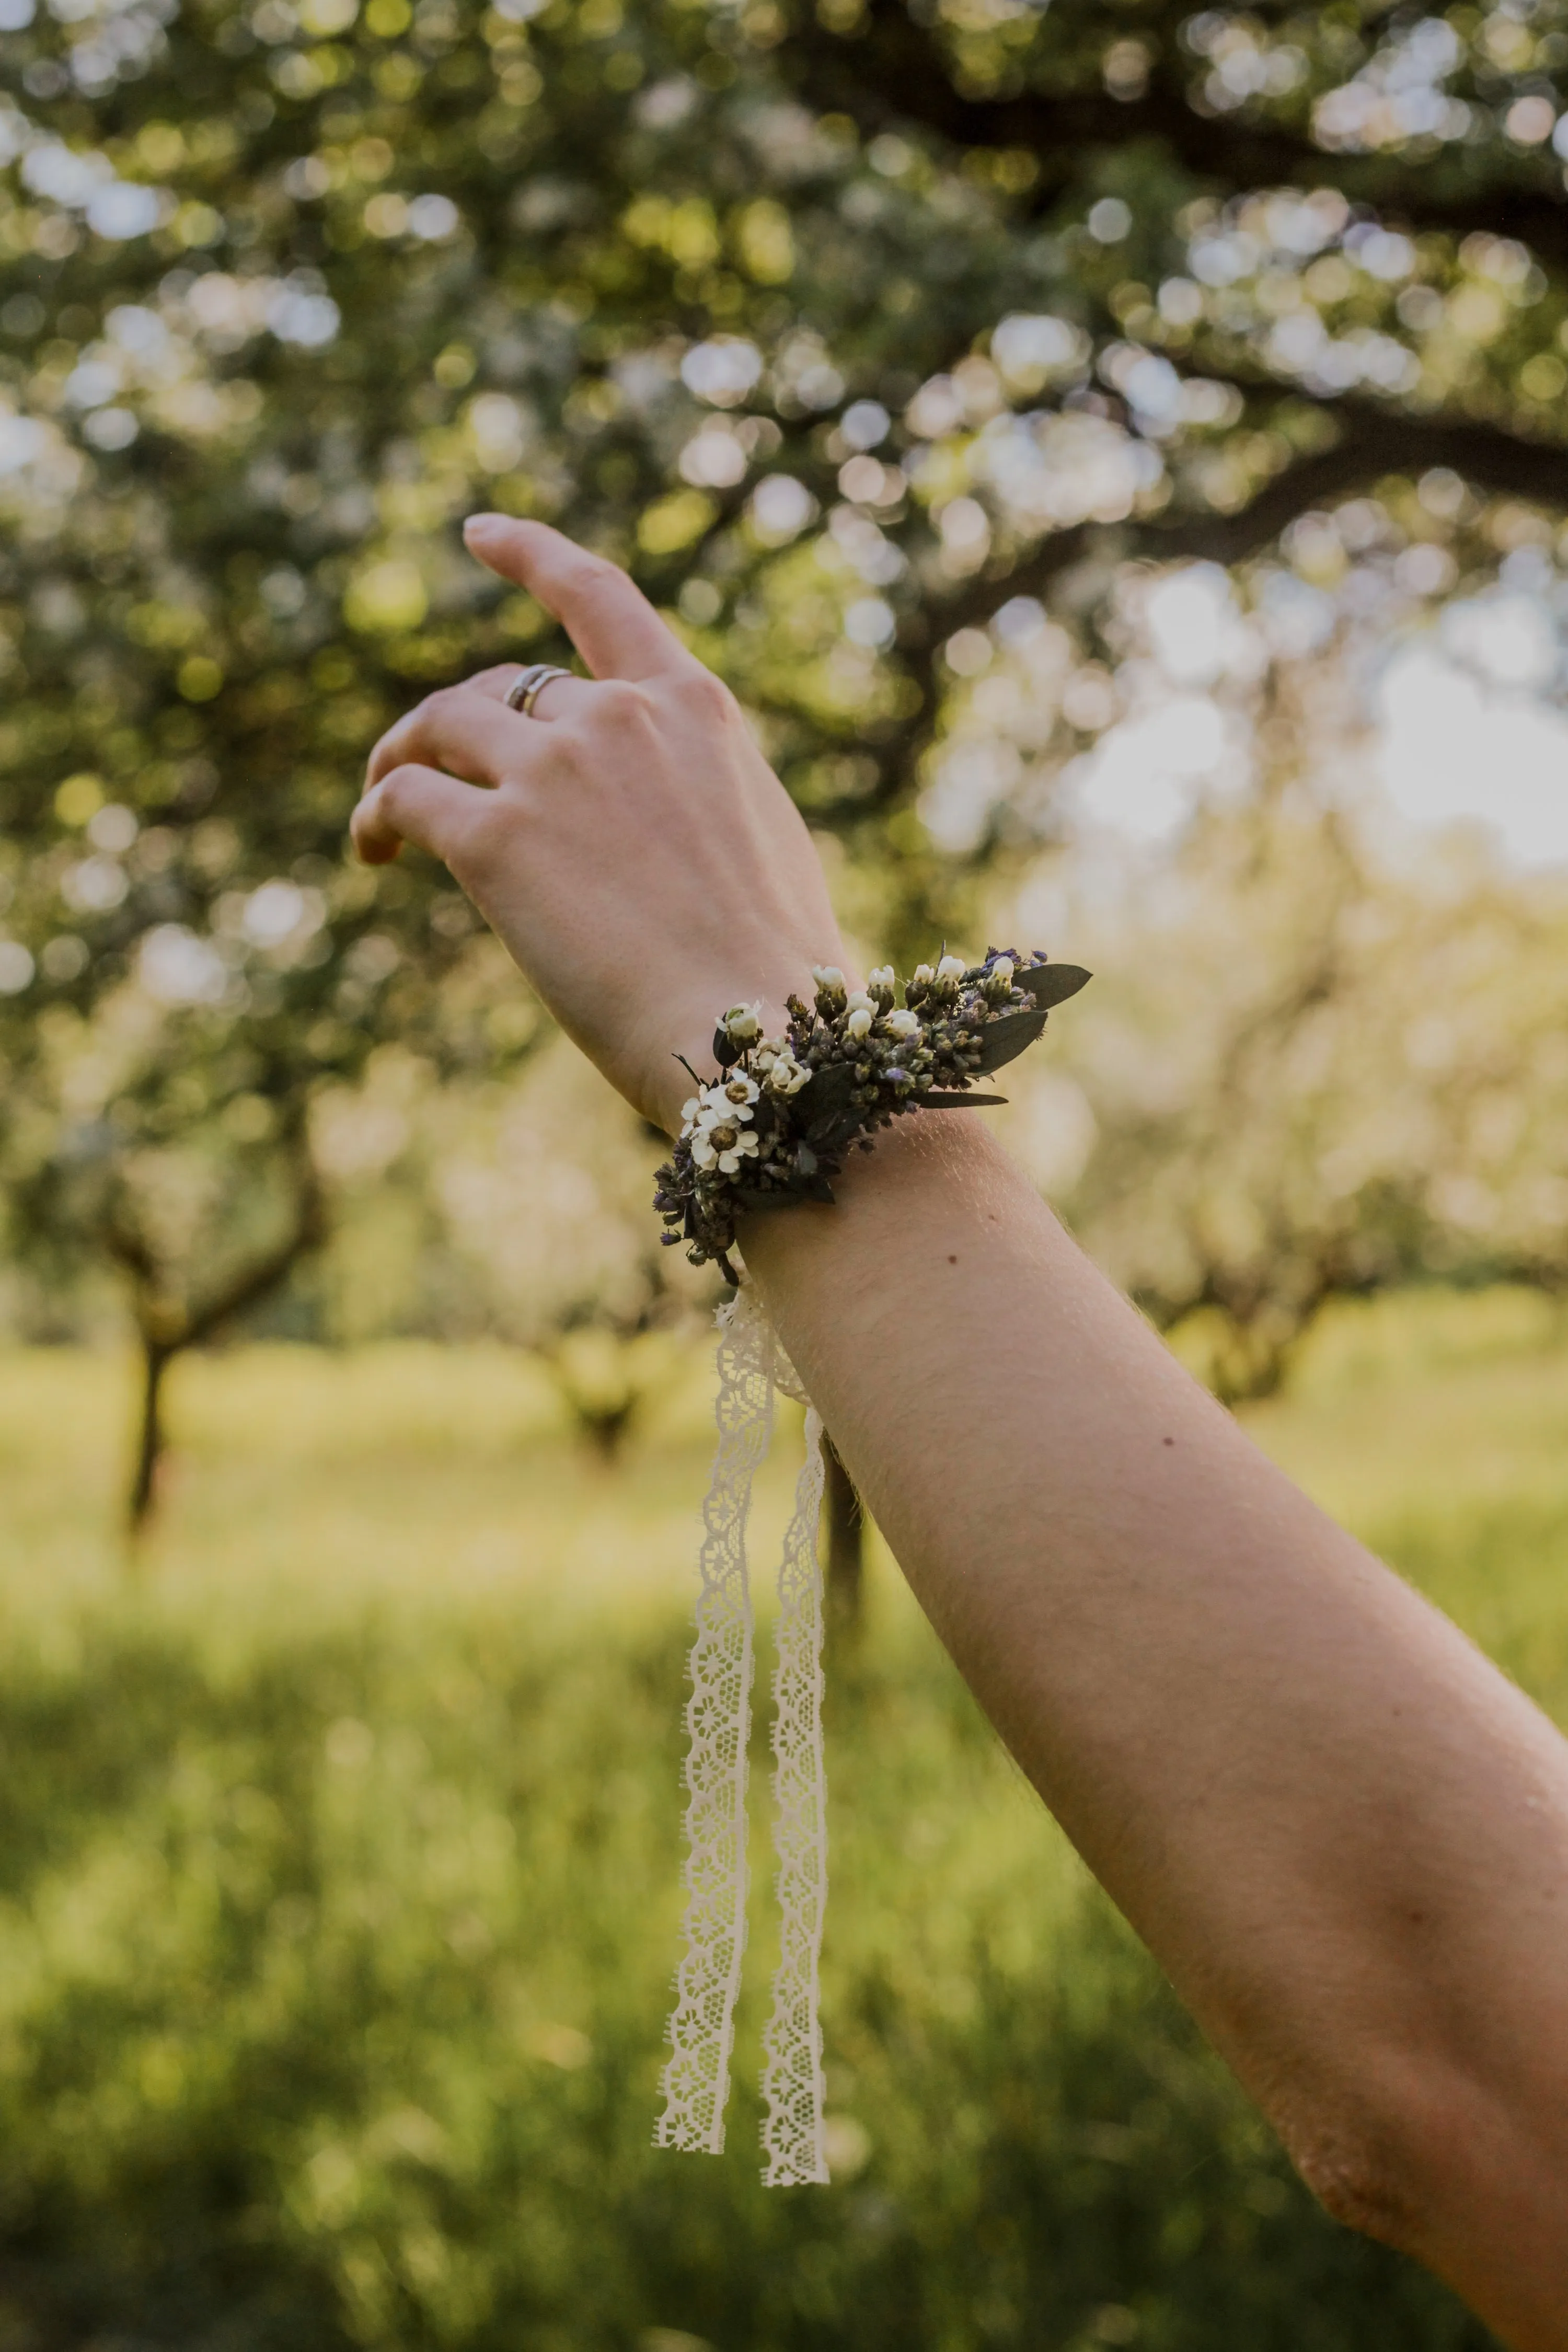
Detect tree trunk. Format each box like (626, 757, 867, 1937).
(824, 1435, 864, 1635)
(128, 1336, 172, 1542)
(109, 1135, 327, 1548)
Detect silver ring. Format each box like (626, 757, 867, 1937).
(504, 662, 571, 717)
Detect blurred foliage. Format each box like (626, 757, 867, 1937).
(6, 0, 1568, 1456)
(6, 1290, 1561, 2345)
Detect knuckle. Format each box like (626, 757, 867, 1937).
(596, 678, 645, 723)
(678, 666, 735, 725)
(375, 761, 417, 816)
(564, 549, 622, 605)
(578, 681, 655, 751)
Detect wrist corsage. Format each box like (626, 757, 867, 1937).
(654, 950, 1091, 1283)
(652, 947, 1090, 2184)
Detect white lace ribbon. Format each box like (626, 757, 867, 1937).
(654, 1283, 830, 2186)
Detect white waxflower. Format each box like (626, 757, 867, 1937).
(723, 1000, 762, 1041)
(936, 954, 967, 981)
(682, 1095, 704, 1129)
(885, 1008, 920, 1039)
(911, 963, 935, 987)
(718, 1073, 760, 1115)
(693, 1088, 754, 1135)
(811, 964, 846, 994)
(990, 955, 1015, 985)
(692, 1120, 760, 1175)
(846, 1006, 873, 1039)
(868, 964, 895, 990)
(718, 1128, 760, 1173)
(764, 1046, 809, 1094)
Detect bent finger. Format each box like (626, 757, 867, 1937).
(351, 763, 491, 867)
(366, 685, 537, 793)
(463, 515, 685, 682)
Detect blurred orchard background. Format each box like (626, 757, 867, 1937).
(3, 0, 1568, 2342)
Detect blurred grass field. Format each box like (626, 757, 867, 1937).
(2, 1289, 1564, 2350)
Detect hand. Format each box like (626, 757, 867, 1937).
(352, 516, 849, 1134)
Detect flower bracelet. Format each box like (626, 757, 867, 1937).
(652, 950, 1090, 2187)
(653, 949, 1092, 1282)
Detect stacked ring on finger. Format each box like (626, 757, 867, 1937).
(504, 661, 572, 717)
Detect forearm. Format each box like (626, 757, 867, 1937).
(746, 1115, 1568, 2345)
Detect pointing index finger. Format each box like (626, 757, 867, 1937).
(463, 515, 686, 682)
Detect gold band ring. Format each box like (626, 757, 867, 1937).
(504, 662, 572, 717)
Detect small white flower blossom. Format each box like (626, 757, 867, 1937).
(846, 1006, 873, 1039)
(845, 989, 875, 1015)
(936, 954, 967, 981)
(693, 1088, 755, 1135)
(682, 1095, 703, 1128)
(699, 1122, 759, 1174)
(764, 1046, 810, 1094)
(868, 964, 895, 990)
(885, 1008, 920, 1039)
(990, 955, 1014, 985)
(812, 964, 846, 993)
(719, 1074, 760, 1114)
(912, 963, 935, 987)
(723, 1000, 762, 1041)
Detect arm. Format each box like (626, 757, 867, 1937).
(747, 1115, 1568, 2344)
(354, 517, 1568, 2348)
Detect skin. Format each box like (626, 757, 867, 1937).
(356, 515, 1568, 2347)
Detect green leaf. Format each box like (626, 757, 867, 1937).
(798, 1060, 860, 1141)
(1013, 963, 1092, 1009)
(973, 1007, 1048, 1074)
(917, 1091, 1009, 1107)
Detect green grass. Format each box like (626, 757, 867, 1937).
(4, 1292, 1564, 2350)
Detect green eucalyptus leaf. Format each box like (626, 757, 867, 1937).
(799, 1061, 860, 1136)
(917, 1091, 1009, 1107)
(1013, 963, 1093, 1010)
(974, 1007, 1048, 1073)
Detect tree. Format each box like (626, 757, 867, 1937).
(5, 0, 1568, 1573)
(996, 615, 1568, 1403)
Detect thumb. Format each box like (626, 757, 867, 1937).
(351, 762, 489, 868)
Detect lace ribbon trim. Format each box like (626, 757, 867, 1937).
(654, 1285, 830, 2185)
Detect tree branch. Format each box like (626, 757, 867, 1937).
(786, 0, 1568, 270)
(926, 395, 1566, 643)
(787, 389, 1564, 824)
